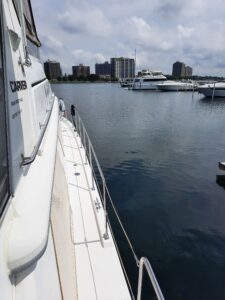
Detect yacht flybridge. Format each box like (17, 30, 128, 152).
(0, 1, 165, 299)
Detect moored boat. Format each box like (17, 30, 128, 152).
(120, 78, 133, 88)
(198, 82, 225, 97)
(132, 70, 167, 90)
(157, 80, 198, 91)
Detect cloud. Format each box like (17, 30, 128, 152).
(58, 4, 112, 37)
(43, 35, 63, 49)
(177, 24, 195, 38)
(156, 2, 183, 19)
(72, 49, 107, 66)
(119, 17, 174, 53)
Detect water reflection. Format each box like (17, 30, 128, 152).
(216, 175, 225, 190)
(198, 97, 225, 106)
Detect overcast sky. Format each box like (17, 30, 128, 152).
(32, 0, 225, 76)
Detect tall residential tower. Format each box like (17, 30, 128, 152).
(110, 57, 135, 79)
(172, 61, 193, 78)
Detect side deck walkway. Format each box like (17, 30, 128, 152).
(60, 118, 131, 300)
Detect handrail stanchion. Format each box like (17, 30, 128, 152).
(89, 143, 95, 190)
(103, 178, 109, 239)
(80, 119, 83, 148)
(78, 116, 81, 138)
(76, 114, 79, 136)
(85, 131, 88, 164)
(137, 257, 165, 300)
(83, 127, 87, 164)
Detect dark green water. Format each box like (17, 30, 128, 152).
(52, 83, 225, 300)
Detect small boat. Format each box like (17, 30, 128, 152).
(198, 82, 225, 97)
(157, 80, 198, 91)
(132, 70, 167, 90)
(120, 78, 133, 88)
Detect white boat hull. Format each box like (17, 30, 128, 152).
(133, 80, 166, 90)
(198, 86, 225, 97)
(157, 81, 197, 91)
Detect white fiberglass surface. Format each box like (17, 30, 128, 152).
(60, 118, 131, 300)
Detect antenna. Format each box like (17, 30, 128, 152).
(134, 48, 136, 76)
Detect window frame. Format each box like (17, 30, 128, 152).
(0, 2, 11, 220)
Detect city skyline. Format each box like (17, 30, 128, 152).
(32, 0, 225, 76)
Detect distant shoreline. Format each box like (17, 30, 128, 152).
(50, 81, 118, 84)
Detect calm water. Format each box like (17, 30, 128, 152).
(52, 83, 225, 300)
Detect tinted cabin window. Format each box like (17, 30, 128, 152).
(0, 20, 10, 216)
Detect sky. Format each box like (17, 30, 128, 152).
(32, 0, 225, 76)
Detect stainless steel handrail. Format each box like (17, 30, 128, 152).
(137, 257, 165, 300)
(71, 107, 165, 300)
(22, 99, 55, 166)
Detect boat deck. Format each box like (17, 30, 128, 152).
(60, 118, 131, 300)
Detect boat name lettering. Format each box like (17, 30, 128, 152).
(11, 98, 23, 106)
(10, 81, 27, 92)
(12, 109, 22, 119)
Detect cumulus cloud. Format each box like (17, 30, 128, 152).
(177, 25, 195, 38)
(58, 4, 112, 37)
(72, 49, 107, 66)
(43, 35, 63, 49)
(119, 17, 174, 53)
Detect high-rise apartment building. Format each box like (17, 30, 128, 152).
(172, 61, 193, 78)
(172, 61, 186, 77)
(44, 60, 62, 80)
(95, 61, 111, 76)
(72, 64, 90, 78)
(185, 66, 193, 77)
(110, 57, 135, 79)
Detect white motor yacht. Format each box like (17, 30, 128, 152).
(157, 80, 197, 91)
(0, 1, 164, 299)
(132, 70, 167, 90)
(198, 82, 225, 97)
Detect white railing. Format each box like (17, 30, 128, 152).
(69, 104, 165, 300)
